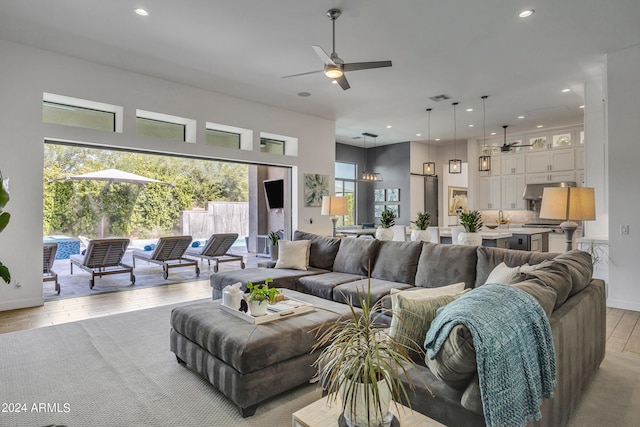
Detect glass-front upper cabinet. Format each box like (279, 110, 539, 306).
(552, 132, 572, 148)
(528, 135, 548, 150)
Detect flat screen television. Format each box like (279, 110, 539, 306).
(263, 179, 284, 210)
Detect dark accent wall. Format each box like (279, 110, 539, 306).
(336, 142, 411, 226)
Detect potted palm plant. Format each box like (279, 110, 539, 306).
(410, 211, 431, 242)
(458, 210, 483, 246)
(0, 170, 11, 284)
(246, 278, 280, 317)
(375, 209, 396, 241)
(313, 275, 417, 427)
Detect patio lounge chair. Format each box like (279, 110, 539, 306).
(132, 235, 199, 279)
(43, 242, 60, 294)
(185, 233, 245, 273)
(70, 238, 135, 289)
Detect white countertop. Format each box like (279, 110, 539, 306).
(439, 228, 511, 239)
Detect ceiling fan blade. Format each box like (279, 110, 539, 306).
(281, 70, 323, 78)
(343, 60, 392, 72)
(336, 75, 350, 90)
(312, 45, 336, 66)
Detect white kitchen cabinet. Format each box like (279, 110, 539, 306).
(502, 154, 525, 175)
(526, 148, 575, 173)
(526, 171, 575, 184)
(502, 175, 526, 210)
(478, 176, 501, 210)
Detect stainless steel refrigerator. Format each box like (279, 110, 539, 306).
(423, 176, 438, 226)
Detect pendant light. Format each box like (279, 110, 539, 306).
(359, 132, 382, 182)
(423, 108, 436, 176)
(478, 95, 491, 172)
(449, 102, 462, 174)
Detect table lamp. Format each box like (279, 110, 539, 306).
(540, 187, 595, 251)
(321, 196, 348, 237)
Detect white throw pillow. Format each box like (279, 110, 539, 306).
(274, 240, 311, 270)
(485, 262, 527, 285)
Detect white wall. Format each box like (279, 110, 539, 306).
(607, 43, 640, 311)
(0, 40, 335, 311)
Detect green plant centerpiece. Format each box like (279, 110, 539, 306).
(410, 211, 431, 242)
(267, 231, 280, 245)
(375, 209, 396, 241)
(458, 210, 483, 246)
(0, 170, 11, 284)
(246, 278, 280, 317)
(313, 274, 417, 427)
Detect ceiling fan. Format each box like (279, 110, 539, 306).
(281, 8, 392, 90)
(500, 125, 533, 152)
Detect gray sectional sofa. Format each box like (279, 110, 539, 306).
(210, 230, 606, 427)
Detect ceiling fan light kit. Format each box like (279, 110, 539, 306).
(282, 8, 392, 90)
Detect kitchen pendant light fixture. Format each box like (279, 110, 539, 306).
(423, 108, 436, 176)
(449, 102, 462, 174)
(359, 132, 382, 182)
(478, 95, 491, 172)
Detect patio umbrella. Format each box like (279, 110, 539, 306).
(50, 168, 174, 237)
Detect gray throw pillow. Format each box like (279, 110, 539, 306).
(371, 240, 423, 285)
(332, 237, 379, 276)
(461, 375, 483, 415)
(425, 324, 477, 389)
(524, 261, 573, 309)
(293, 231, 341, 270)
(552, 250, 593, 297)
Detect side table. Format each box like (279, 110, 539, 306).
(292, 396, 444, 427)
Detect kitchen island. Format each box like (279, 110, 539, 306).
(439, 228, 511, 248)
(508, 227, 553, 252)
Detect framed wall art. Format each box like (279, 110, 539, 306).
(304, 173, 329, 207)
(386, 204, 399, 217)
(374, 188, 386, 202)
(448, 186, 468, 215)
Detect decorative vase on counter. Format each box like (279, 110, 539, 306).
(458, 232, 482, 246)
(375, 227, 394, 241)
(410, 229, 432, 243)
(269, 243, 278, 261)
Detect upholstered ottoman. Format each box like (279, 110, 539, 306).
(169, 290, 356, 417)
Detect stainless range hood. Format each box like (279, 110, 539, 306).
(523, 181, 577, 210)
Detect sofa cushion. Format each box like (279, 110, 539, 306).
(484, 261, 525, 285)
(210, 267, 325, 299)
(371, 240, 423, 285)
(388, 286, 464, 362)
(275, 239, 310, 270)
(552, 250, 593, 297)
(524, 261, 573, 309)
(475, 246, 558, 287)
(461, 375, 483, 415)
(415, 242, 478, 289)
(425, 324, 477, 389)
(512, 280, 558, 317)
(332, 237, 379, 276)
(294, 231, 342, 270)
(333, 278, 413, 308)
(296, 272, 362, 300)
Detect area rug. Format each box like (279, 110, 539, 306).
(0, 301, 321, 427)
(0, 301, 638, 426)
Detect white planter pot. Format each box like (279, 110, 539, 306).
(410, 229, 432, 243)
(248, 299, 269, 317)
(340, 375, 392, 427)
(375, 227, 394, 241)
(458, 231, 483, 246)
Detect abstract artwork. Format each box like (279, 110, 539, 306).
(374, 189, 386, 202)
(304, 173, 329, 207)
(386, 188, 400, 202)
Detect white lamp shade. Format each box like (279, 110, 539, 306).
(321, 196, 348, 216)
(540, 187, 596, 221)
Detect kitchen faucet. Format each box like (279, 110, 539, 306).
(498, 210, 505, 223)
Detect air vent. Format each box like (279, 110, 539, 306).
(429, 94, 451, 102)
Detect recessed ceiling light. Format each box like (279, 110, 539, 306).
(386, 125, 392, 129)
(468, 124, 474, 128)
(297, 92, 311, 97)
(490, 132, 497, 136)
(579, 105, 585, 109)
(561, 88, 571, 93)
(331, 80, 338, 84)
(519, 9, 534, 18)
(416, 133, 421, 137)
(466, 108, 473, 112)
(537, 125, 544, 128)
(135, 8, 149, 16)
(518, 115, 525, 119)
(435, 138, 441, 141)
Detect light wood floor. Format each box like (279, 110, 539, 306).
(1, 280, 639, 356)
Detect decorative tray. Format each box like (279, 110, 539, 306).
(220, 295, 314, 324)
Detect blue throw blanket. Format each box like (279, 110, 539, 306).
(425, 284, 556, 427)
